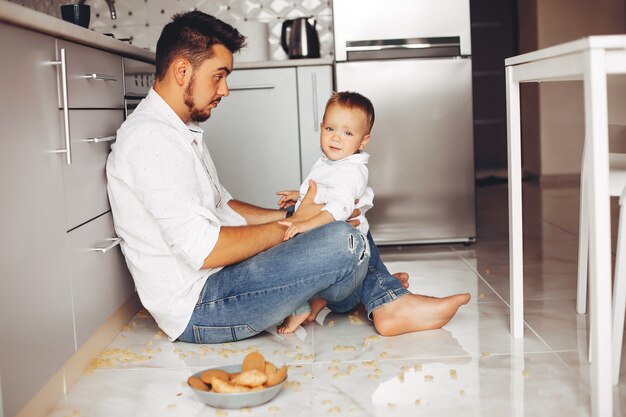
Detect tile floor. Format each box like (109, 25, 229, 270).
(47, 182, 626, 417)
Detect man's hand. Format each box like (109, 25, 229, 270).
(289, 181, 323, 221)
(347, 209, 361, 228)
(287, 180, 362, 227)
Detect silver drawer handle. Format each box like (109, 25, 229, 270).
(51, 48, 72, 165)
(84, 73, 119, 81)
(229, 84, 275, 91)
(90, 237, 122, 253)
(83, 135, 116, 143)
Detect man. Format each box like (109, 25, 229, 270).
(106, 11, 470, 344)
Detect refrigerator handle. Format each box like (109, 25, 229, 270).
(311, 72, 319, 132)
(345, 36, 462, 61)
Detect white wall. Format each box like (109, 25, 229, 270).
(519, 0, 626, 178)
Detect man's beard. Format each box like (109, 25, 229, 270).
(183, 74, 212, 123)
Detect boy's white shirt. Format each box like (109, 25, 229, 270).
(294, 152, 374, 235)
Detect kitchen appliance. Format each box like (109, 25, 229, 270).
(281, 17, 320, 59)
(333, 0, 476, 245)
(122, 58, 155, 118)
(60, 4, 90, 28)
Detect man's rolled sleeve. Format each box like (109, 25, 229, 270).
(159, 205, 222, 270)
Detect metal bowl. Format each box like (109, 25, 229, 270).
(188, 364, 286, 409)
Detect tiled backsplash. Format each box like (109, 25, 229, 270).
(10, 0, 334, 60)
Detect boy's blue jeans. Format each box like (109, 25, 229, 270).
(178, 222, 410, 344)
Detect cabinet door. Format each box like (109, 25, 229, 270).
(56, 40, 124, 109)
(62, 110, 124, 231)
(0, 24, 74, 417)
(67, 212, 134, 348)
(199, 68, 301, 208)
(297, 65, 333, 178)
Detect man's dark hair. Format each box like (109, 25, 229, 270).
(155, 11, 246, 80)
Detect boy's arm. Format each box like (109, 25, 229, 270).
(278, 211, 336, 241)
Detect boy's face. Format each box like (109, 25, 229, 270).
(183, 43, 233, 123)
(319, 104, 371, 161)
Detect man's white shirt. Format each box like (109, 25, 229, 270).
(106, 88, 246, 340)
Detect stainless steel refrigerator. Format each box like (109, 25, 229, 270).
(333, 0, 476, 245)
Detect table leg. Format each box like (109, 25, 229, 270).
(583, 48, 612, 417)
(506, 66, 524, 338)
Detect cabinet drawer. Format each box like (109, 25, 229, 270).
(68, 212, 134, 348)
(199, 67, 301, 208)
(62, 110, 124, 231)
(56, 40, 124, 109)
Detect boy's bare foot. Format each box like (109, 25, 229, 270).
(303, 298, 328, 324)
(278, 311, 310, 334)
(372, 293, 471, 336)
(298, 276, 408, 326)
(392, 272, 409, 288)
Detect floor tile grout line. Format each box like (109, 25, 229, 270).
(451, 245, 564, 355)
(449, 244, 512, 309)
(542, 217, 579, 238)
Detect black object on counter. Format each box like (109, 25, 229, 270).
(60, 4, 91, 28)
(281, 17, 320, 59)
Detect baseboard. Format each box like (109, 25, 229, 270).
(15, 293, 141, 417)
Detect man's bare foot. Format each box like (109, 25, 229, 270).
(277, 311, 309, 334)
(372, 293, 471, 336)
(392, 272, 410, 289)
(303, 298, 328, 324)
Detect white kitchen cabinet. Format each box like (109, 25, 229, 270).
(297, 65, 333, 178)
(0, 23, 137, 417)
(200, 67, 300, 208)
(55, 40, 124, 109)
(0, 24, 75, 417)
(62, 110, 124, 231)
(67, 212, 134, 347)
(200, 65, 333, 209)
(53, 42, 134, 352)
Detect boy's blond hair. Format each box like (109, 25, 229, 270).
(324, 91, 375, 133)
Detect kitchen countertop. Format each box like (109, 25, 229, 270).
(0, 1, 154, 62)
(0, 2, 334, 69)
(235, 57, 333, 69)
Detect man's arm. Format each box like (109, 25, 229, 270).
(202, 181, 324, 268)
(227, 199, 287, 225)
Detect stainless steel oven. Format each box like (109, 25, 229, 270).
(122, 58, 155, 118)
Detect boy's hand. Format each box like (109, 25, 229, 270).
(276, 189, 300, 209)
(277, 220, 313, 240)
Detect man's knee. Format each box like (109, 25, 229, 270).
(317, 222, 369, 263)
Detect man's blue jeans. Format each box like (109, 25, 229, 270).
(178, 222, 409, 344)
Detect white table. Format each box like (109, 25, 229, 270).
(506, 36, 626, 417)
